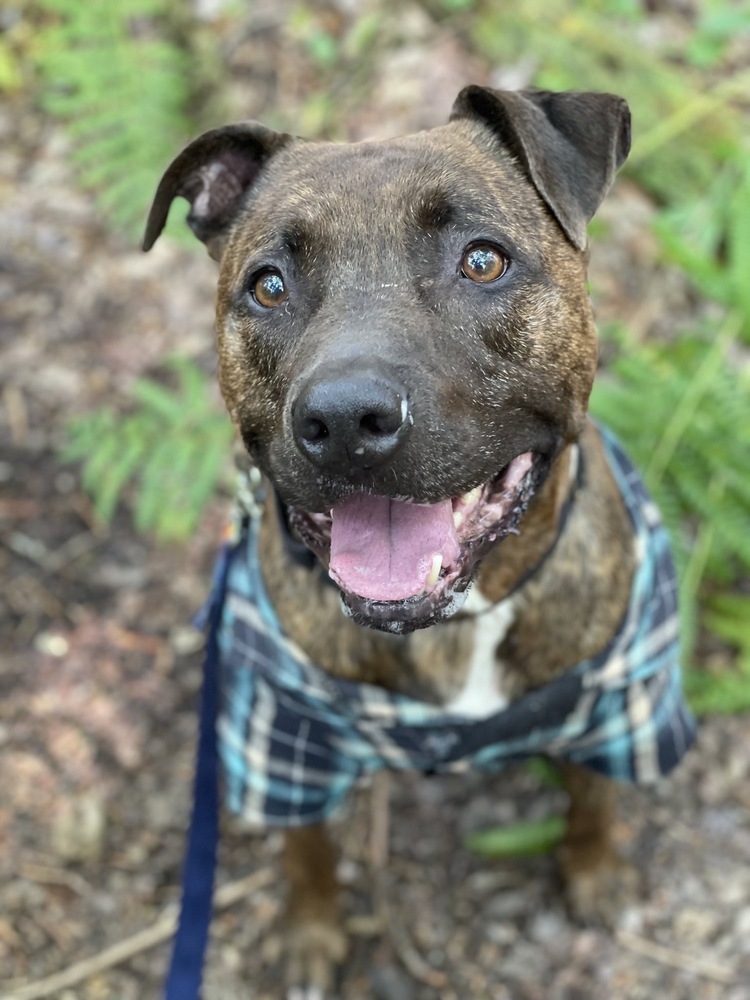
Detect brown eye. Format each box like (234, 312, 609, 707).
(253, 270, 288, 308)
(460, 244, 508, 283)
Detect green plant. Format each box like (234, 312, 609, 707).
(654, 157, 750, 343)
(466, 815, 566, 858)
(685, 594, 750, 714)
(63, 358, 234, 541)
(282, 5, 387, 138)
(32, 0, 218, 238)
(590, 318, 750, 681)
(593, 323, 750, 569)
(468, 0, 748, 207)
(686, 0, 750, 68)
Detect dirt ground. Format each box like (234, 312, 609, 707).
(2, 4, 750, 999)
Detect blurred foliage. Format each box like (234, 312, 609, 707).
(590, 319, 750, 710)
(466, 0, 749, 206)
(41, 0, 750, 711)
(29, 0, 224, 238)
(465, 815, 566, 858)
(282, 6, 390, 136)
(654, 160, 750, 343)
(685, 593, 750, 713)
(63, 358, 234, 541)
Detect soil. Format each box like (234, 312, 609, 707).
(1, 4, 749, 999)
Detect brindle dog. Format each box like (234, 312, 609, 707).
(145, 87, 642, 994)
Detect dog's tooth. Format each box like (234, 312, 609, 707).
(426, 553, 442, 587)
(453, 510, 464, 528)
(460, 487, 481, 506)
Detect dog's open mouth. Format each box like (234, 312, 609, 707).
(287, 451, 545, 633)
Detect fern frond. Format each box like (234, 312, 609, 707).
(131, 378, 186, 423)
(470, 0, 747, 206)
(133, 435, 177, 536)
(706, 595, 750, 667)
(590, 329, 750, 590)
(34, 0, 212, 238)
(591, 325, 750, 697)
(63, 360, 234, 542)
(94, 421, 149, 523)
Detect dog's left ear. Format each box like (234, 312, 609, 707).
(450, 86, 631, 250)
(142, 122, 294, 260)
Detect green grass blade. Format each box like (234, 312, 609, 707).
(465, 816, 567, 859)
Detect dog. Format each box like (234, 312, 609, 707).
(143, 86, 695, 995)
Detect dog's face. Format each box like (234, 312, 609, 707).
(144, 87, 630, 633)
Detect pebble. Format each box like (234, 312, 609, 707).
(370, 964, 415, 1000)
(34, 631, 69, 657)
(673, 906, 719, 945)
(486, 921, 518, 946)
(169, 623, 205, 655)
(51, 792, 107, 863)
(529, 910, 567, 946)
(734, 907, 750, 944)
(484, 889, 536, 921)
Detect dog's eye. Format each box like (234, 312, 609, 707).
(460, 244, 508, 283)
(252, 270, 288, 308)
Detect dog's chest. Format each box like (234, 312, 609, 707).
(442, 589, 515, 717)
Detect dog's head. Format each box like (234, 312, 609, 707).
(144, 87, 630, 633)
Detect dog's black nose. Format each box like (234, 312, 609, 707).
(292, 369, 411, 471)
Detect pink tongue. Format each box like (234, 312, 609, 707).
(329, 494, 460, 601)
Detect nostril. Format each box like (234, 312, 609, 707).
(298, 415, 329, 443)
(360, 412, 396, 436)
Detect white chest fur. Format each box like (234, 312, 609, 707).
(444, 588, 516, 718)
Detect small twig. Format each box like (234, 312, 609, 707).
(372, 874, 448, 991)
(367, 776, 447, 990)
(4, 384, 29, 445)
(5, 532, 48, 566)
(0, 867, 275, 1000)
(19, 862, 95, 900)
(616, 930, 736, 985)
(68, 493, 110, 538)
(369, 771, 391, 871)
(106, 623, 166, 656)
(345, 914, 384, 938)
(44, 532, 103, 574)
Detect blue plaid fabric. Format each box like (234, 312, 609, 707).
(214, 427, 696, 827)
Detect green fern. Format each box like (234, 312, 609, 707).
(470, 0, 748, 207)
(63, 358, 234, 541)
(705, 594, 750, 673)
(654, 156, 750, 342)
(685, 594, 750, 714)
(33, 0, 207, 237)
(590, 318, 750, 681)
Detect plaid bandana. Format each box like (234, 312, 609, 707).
(214, 427, 696, 828)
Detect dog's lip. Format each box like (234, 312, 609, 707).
(338, 583, 472, 634)
(286, 450, 545, 632)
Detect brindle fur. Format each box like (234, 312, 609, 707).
(144, 87, 637, 994)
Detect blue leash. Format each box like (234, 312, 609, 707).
(164, 544, 232, 1000)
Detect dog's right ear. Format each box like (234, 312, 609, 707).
(142, 122, 294, 260)
(450, 87, 630, 251)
